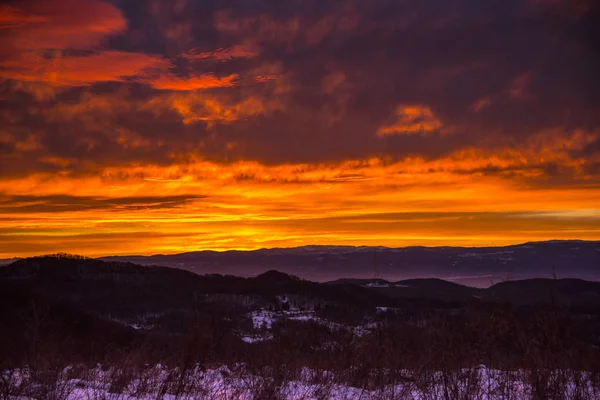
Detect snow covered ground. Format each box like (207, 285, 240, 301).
(3, 364, 598, 400)
(249, 309, 346, 332)
(250, 309, 278, 329)
(247, 309, 377, 340)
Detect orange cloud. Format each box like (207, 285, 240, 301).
(1, 49, 248, 90)
(1, 51, 169, 86)
(0, 1, 165, 88)
(149, 73, 239, 91)
(0, 1, 245, 91)
(0, 4, 47, 27)
(166, 93, 267, 124)
(0, 0, 126, 51)
(377, 105, 443, 136)
(33, 81, 278, 133)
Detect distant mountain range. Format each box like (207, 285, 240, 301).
(3, 255, 600, 314)
(100, 240, 600, 287)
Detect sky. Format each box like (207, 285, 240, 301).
(1, 0, 599, 257)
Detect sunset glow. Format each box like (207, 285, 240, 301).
(1, 0, 599, 257)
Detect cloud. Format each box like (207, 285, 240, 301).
(0, 0, 160, 87)
(1, 50, 247, 89)
(149, 73, 239, 91)
(377, 105, 443, 136)
(0, 0, 126, 51)
(213, 7, 360, 49)
(180, 45, 257, 62)
(471, 96, 492, 112)
(1, 51, 169, 86)
(2, 0, 598, 168)
(508, 72, 535, 100)
(169, 94, 266, 124)
(0, 0, 247, 91)
(0, 194, 206, 213)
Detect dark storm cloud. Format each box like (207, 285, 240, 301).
(1, 0, 599, 175)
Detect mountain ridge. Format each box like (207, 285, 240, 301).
(3, 255, 600, 307)
(96, 240, 600, 287)
(99, 239, 600, 258)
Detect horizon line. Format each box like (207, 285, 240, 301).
(3, 238, 598, 261)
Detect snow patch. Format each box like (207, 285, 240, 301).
(250, 310, 277, 329)
(364, 282, 390, 288)
(241, 335, 272, 343)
